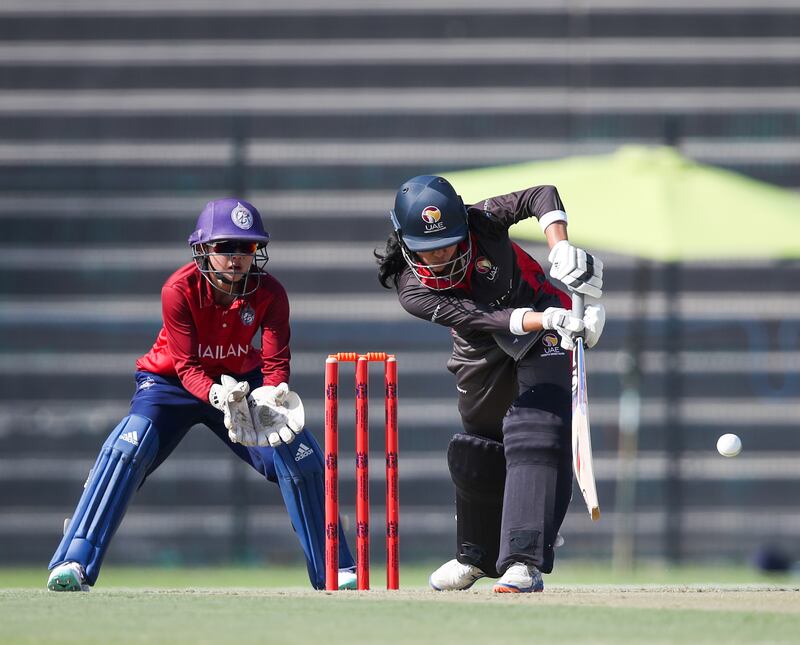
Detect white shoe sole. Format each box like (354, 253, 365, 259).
(429, 573, 485, 591)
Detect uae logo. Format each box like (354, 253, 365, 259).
(541, 332, 565, 357)
(421, 206, 442, 224)
(475, 256, 498, 281)
(421, 206, 446, 233)
(240, 303, 256, 326)
(231, 202, 254, 230)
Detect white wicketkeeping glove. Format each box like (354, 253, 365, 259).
(548, 240, 604, 299)
(541, 307, 585, 351)
(209, 375, 257, 445)
(583, 304, 606, 349)
(248, 383, 305, 448)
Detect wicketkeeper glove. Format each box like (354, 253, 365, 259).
(209, 375, 258, 445)
(248, 383, 305, 448)
(548, 240, 604, 299)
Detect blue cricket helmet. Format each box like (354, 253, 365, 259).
(390, 175, 468, 252)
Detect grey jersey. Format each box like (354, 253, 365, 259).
(396, 185, 571, 357)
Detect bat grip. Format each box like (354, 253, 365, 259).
(572, 293, 585, 317)
(572, 293, 585, 340)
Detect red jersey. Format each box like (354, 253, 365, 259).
(136, 262, 290, 401)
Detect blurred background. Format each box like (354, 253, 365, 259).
(1, 0, 798, 576)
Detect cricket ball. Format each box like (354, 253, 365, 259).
(716, 433, 742, 458)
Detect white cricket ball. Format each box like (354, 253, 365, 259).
(716, 433, 742, 457)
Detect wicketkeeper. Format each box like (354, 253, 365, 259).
(376, 176, 605, 592)
(48, 198, 357, 592)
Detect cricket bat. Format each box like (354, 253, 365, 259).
(571, 293, 600, 521)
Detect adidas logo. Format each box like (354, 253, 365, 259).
(121, 431, 139, 446)
(294, 443, 313, 462)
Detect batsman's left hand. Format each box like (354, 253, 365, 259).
(548, 240, 603, 299)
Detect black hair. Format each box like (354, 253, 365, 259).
(374, 231, 407, 289)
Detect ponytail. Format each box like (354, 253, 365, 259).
(375, 232, 407, 289)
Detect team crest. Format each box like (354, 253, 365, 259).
(421, 206, 441, 224)
(421, 206, 446, 233)
(541, 332, 565, 357)
(231, 202, 254, 230)
(137, 376, 156, 391)
(475, 256, 498, 281)
(240, 303, 256, 326)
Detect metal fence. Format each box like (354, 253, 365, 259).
(1, 0, 798, 569)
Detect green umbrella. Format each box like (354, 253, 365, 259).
(443, 145, 800, 261)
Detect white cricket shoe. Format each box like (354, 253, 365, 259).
(493, 562, 544, 593)
(47, 562, 90, 592)
(337, 569, 358, 590)
(429, 559, 486, 591)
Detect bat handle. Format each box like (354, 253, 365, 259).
(572, 293, 585, 340)
(572, 293, 585, 317)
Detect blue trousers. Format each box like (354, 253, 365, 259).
(49, 370, 354, 588)
(129, 371, 278, 483)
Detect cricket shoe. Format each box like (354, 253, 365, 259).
(493, 562, 544, 594)
(429, 559, 486, 591)
(47, 562, 90, 592)
(337, 569, 358, 590)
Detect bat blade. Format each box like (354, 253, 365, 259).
(572, 336, 600, 520)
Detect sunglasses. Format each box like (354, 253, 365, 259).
(209, 240, 259, 255)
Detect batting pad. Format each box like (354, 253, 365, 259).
(49, 414, 159, 585)
(448, 433, 506, 577)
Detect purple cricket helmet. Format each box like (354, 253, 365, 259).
(188, 198, 270, 246)
(189, 198, 270, 297)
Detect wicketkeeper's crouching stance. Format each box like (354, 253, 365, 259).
(376, 176, 605, 592)
(48, 198, 356, 592)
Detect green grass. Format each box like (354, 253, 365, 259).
(2, 590, 798, 645)
(0, 561, 791, 589)
(2, 564, 798, 645)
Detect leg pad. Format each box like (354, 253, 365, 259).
(498, 386, 570, 574)
(49, 414, 159, 585)
(448, 433, 506, 578)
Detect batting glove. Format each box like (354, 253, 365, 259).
(541, 307, 585, 351)
(548, 240, 604, 299)
(583, 304, 606, 348)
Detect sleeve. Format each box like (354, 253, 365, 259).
(474, 185, 567, 231)
(161, 284, 215, 401)
(398, 278, 514, 334)
(260, 283, 291, 387)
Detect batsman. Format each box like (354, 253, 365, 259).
(47, 198, 357, 592)
(376, 176, 605, 592)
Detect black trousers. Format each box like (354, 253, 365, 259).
(446, 334, 573, 574)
